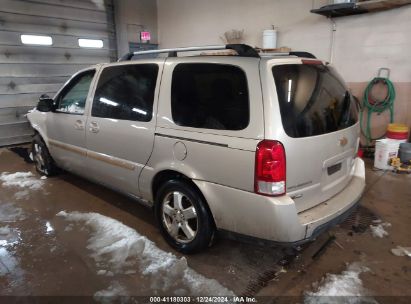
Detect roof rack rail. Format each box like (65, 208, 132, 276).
(118, 44, 260, 61)
(117, 44, 317, 61)
(260, 51, 317, 59)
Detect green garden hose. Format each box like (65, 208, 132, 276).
(360, 73, 395, 146)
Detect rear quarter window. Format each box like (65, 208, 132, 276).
(272, 64, 358, 138)
(171, 63, 249, 131)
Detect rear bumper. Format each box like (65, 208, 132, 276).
(217, 201, 359, 247)
(194, 157, 365, 243)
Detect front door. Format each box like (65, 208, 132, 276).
(85, 62, 162, 197)
(47, 69, 97, 174)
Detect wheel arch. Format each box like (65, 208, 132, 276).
(27, 111, 50, 149)
(32, 129, 51, 150)
(151, 169, 216, 228)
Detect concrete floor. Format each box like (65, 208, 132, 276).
(0, 146, 410, 301)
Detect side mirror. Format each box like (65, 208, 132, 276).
(37, 94, 54, 112)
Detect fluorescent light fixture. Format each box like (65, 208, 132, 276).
(21, 34, 52, 46)
(79, 38, 103, 48)
(132, 107, 147, 115)
(100, 97, 118, 106)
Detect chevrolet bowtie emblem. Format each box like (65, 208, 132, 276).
(339, 137, 348, 147)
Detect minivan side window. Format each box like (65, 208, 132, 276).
(171, 63, 249, 131)
(55, 70, 95, 114)
(92, 64, 158, 122)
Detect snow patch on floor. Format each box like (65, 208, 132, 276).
(0, 202, 25, 222)
(0, 247, 19, 276)
(57, 211, 234, 296)
(304, 263, 375, 304)
(0, 226, 11, 235)
(14, 190, 30, 201)
(64, 224, 73, 232)
(97, 270, 114, 277)
(0, 172, 44, 191)
(369, 222, 391, 238)
(94, 281, 127, 303)
(0, 225, 20, 246)
(391, 246, 411, 257)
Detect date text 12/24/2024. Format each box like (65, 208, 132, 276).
(149, 297, 257, 303)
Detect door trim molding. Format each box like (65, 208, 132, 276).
(48, 139, 136, 171)
(87, 150, 136, 171)
(154, 133, 229, 148)
(48, 139, 87, 156)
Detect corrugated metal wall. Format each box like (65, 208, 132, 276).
(0, 0, 117, 146)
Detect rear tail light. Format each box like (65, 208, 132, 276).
(255, 140, 286, 196)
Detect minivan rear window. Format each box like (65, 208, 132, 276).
(272, 64, 358, 138)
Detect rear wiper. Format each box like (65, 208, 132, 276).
(338, 91, 351, 125)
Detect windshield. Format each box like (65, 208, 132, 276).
(272, 64, 358, 138)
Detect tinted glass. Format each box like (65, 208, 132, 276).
(55, 70, 95, 114)
(171, 64, 249, 130)
(272, 64, 358, 138)
(92, 64, 158, 121)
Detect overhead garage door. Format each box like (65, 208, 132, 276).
(0, 0, 117, 146)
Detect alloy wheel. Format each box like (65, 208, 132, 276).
(161, 191, 198, 243)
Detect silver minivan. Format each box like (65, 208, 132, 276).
(27, 44, 365, 253)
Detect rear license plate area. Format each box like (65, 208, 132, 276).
(327, 162, 342, 176)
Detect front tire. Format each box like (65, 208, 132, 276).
(154, 180, 215, 254)
(32, 134, 58, 176)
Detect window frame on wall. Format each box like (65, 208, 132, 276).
(78, 38, 104, 48)
(54, 69, 96, 115)
(20, 34, 53, 46)
(171, 63, 250, 131)
(91, 63, 159, 122)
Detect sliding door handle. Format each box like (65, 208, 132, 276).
(89, 121, 100, 133)
(74, 120, 84, 130)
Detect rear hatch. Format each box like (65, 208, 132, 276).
(270, 60, 359, 212)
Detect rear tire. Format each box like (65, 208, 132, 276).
(154, 180, 215, 254)
(32, 134, 58, 176)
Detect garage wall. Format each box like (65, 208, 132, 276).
(114, 0, 158, 57)
(0, 0, 117, 147)
(157, 0, 411, 140)
(157, 0, 333, 57)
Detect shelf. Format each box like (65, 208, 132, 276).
(357, 0, 411, 11)
(311, 0, 411, 18)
